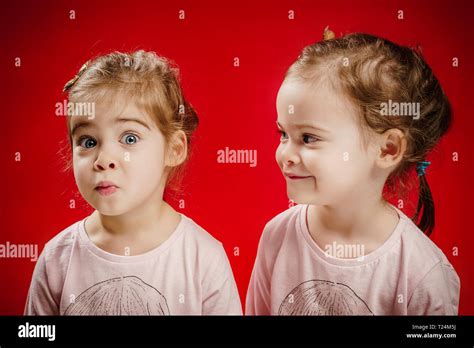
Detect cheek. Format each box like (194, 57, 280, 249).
(72, 156, 96, 201)
(275, 144, 283, 166)
(299, 147, 326, 171)
(133, 153, 165, 174)
(72, 155, 91, 183)
(300, 146, 360, 181)
(322, 144, 372, 183)
(128, 141, 167, 175)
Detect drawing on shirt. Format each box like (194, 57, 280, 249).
(65, 275, 170, 315)
(278, 279, 373, 315)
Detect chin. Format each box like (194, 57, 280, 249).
(91, 203, 130, 217)
(96, 210, 122, 217)
(287, 189, 325, 206)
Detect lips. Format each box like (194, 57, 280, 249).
(95, 181, 119, 196)
(283, 172, 313, 180)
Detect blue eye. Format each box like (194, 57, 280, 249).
(303, 134, 319, 144)
(79, 137, 97, 149)
(121, 133, 139, 145)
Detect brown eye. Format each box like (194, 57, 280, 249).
(303, 134, 319, 144)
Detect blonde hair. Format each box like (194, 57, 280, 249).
(63, 50, 199, 190)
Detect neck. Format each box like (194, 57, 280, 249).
(310, 184, 395, 238)
(316, 199, 388, 235)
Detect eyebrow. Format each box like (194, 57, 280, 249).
(70, 117, 151, 136)
(276, 121, 329, 133)
(116, 118, 151, 130)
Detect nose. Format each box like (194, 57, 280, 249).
(93, 151, 117, 171)
(279, 142, 300, 166)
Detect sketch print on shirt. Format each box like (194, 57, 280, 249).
(65, 275, 170, 315)
(278, 279, 374, 315)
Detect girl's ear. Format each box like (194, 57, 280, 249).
(376, 128, 407, 170)
(165, 130, 187, 168)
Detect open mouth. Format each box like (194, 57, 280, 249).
(95, 181, 119, 196)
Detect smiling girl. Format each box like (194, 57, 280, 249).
(246, 33, 460, 315)
(25, 51, 241, 315)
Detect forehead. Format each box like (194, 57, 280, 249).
(276, 78, 359, 130)
(69, 91, 155, 132)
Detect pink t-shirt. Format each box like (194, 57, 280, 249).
(246, 204, 460, 315)
(24, 213, 242, 315)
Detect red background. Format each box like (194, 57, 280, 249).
(1, 0, 473, 315)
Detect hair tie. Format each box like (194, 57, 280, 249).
(63, 61, 90, 93)
(416, 161, 431, 176)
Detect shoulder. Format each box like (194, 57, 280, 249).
(36, 220, 83, 290)
(265, 204, 303, 230)
(179, 214, 227, 257)
(178, 214, 233, 281)
(40, 219, 81, 270)
(260, 204, 303, 245)
(29, 219, 83, 309)
(398, 212, 454, 269)
(396, 210, 459, 289)
(398, 214, 461, 313)
(252, 204, 304, 260)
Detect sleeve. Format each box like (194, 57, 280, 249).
(201, 245, 242, 315)
(245, 226, 272, 315)
(24, 248, 60, 315)
(407, 261, 460, 315)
